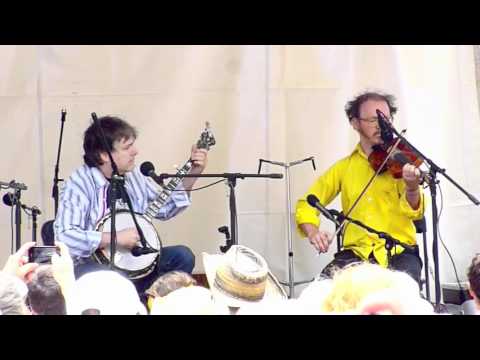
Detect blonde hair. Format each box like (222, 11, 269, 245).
(321, 263, 418, 313)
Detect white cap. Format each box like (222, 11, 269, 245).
(150, 286, 228, 315)
(67, 271, 146, 315)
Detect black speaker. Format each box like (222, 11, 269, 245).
(41, 220, 55, 246)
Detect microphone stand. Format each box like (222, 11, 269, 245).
(14, 189, 22, 252)
(329, 210, 417, 267)
(153, 172, 283, 252)
(52, 109, 66, 216)
(30, 206, 41, 244)
(384, 117, 480, 306)
(258, 157, 316, 298)
(21, 204, 41, 244)
(5, 189, 23, 252)
(1, 181, 28, 252)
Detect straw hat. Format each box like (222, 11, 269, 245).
(202, 245, 287, 308)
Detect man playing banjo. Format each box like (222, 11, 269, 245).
(54, 115, 210, 299)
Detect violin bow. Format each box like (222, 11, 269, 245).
(331, 130, 406, 241)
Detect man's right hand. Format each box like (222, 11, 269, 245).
(301, 223, 332, 253)
(101, 228, 140, 250)
(117, 228, 140, 249)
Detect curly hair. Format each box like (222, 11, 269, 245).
(345, 91, 398, 122)
(83, 115, 137, 167)
(146, 271, 197, 298)
(468, 254, 480, 300)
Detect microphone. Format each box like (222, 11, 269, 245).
(140, 161, 164, 185)
(3, 193, 42, 214)
(306, 194, 340, 225)
(267, 173, 283, 179)
(140, 161, 155, 177)
(376, 109, 394, 144)
(131, 245, 159, 257)
(3, 193, 16, 206)
(31, 206, 42, 215)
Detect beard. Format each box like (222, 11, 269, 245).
(358, 127, 383, 146)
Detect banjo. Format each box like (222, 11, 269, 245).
(92, 122, 216, 279)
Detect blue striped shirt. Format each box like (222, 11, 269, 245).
(54, 165, 190, 260)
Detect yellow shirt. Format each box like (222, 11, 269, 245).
(295, 144, 425, 267)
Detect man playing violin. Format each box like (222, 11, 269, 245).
(295, 91, 424, 284)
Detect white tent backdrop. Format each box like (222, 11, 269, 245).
(1, 45, 479, 298)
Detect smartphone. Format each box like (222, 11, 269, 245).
(28, 246, 60, 264)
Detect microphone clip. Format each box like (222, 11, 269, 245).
(154, 174, 165, 188)
(131, 245, 159, 257)
(306, 194, 341, 226)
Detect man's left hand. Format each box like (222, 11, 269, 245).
(402, 163, 421, 190)
(190, 146, 208, 174)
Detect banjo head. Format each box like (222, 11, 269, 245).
(94, 210, 161, 279)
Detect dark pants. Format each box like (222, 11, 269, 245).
(74, 245, 195, 299)
(321, 248, 423, 286)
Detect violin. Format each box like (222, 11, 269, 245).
(367, 110, 423, 179)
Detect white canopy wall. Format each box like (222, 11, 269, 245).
(0, 45, 478, 297)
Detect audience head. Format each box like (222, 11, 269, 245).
(321, 263, 433, 315)
(146, 271, 197, 312)
(467, 254, 480, 311)
(0, 272, 30, 315)
(66, 271, 146, 315)
(27, 265, 66, 315)
(150, 285, 228, 315)
(297, 277, 333, 313)
(236, 298, 306, 315)
(202, 245, 287, 311)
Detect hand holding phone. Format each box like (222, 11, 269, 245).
(28, 246, 60, 264)
(2, 242, 39, 283)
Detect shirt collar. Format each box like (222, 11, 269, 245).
(90, 166, 134, 195)
(351, 143, 368, 160)
(90, 166, 109, 189)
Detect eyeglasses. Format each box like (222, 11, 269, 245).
(357, 116, 393, 124)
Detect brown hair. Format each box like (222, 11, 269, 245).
(345, 91, 398, 122)
(83, 115, 137, 167)
(468, 254, 480, 300)
(146, 271, 197, 298)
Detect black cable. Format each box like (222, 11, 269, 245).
(437, 183, 465, 303)
(169, 179, 226, 192)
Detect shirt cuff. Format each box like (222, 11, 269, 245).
(295, 209, 320, 237)
(399, 190, 425, 220)
(170, 183, 191, 208)
(87, 230, 103, 256)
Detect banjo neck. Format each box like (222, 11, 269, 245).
(144, 122, 215, 220)
(144, 159, 193, 219)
